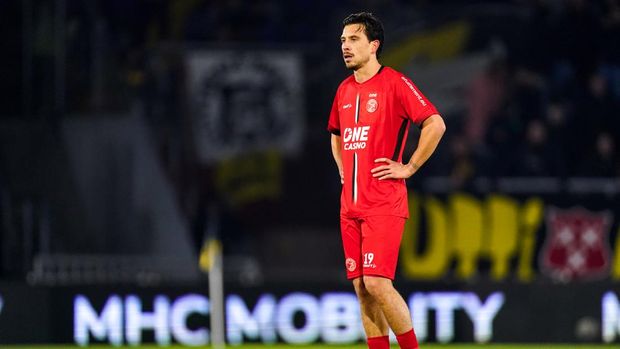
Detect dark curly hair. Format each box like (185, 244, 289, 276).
(342, 12, 385, 58)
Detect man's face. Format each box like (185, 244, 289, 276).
(341, 24, 378, 70)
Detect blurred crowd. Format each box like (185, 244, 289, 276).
(5, 0, 620, 181)
(441, 0, 620, 187)
(2, 0, 620, 281)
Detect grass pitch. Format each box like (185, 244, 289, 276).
(3, 345, 617, 349)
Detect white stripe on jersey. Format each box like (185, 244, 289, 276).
(353, 152, 358, 204)
(354, 93, 360, 124)
(353, 92, 360, 204)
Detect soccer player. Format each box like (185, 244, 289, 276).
(327, 12, 446, 349)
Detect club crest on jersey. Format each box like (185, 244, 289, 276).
(540, 207, 612, 281)
(366, 98, 378, 113)
(346, 258, 357, 272)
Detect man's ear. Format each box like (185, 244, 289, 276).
(371, 40, 380, 55)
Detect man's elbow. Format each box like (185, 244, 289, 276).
(431, 114, 446, 137)
(437, 117, 446, 135)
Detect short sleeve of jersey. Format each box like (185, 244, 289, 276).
(397, 74, 438, 126)
(327, 90, 340, 135)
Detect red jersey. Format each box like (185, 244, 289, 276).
(327, 66, 438, 218)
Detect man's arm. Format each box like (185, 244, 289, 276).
(331, 134, 345, 184)
(371, 114, 446, 180)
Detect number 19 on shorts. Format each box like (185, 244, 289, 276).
(363, 253, 374, 268)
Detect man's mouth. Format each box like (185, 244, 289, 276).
(343, 53, 353, 60)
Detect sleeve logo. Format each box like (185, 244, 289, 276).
(401, 76, 427, 106)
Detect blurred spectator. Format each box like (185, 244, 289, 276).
(514, 119, 558, 176)
(448, 136, 477, 190)
(465, 57, 510, 147)
(543, 101, 570, 177)
(573, 71, 620, 164)
(577, 132, 619, 176)
(553, 0, 603, 83)
(485, 105, 523, 177)
(600, 0, 620, 100)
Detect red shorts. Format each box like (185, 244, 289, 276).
(340, 215, 406, 280)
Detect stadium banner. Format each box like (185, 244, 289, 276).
(402, 179, 620, 283)
(0, 282, 619, 344)
(185, 49, 305, 164)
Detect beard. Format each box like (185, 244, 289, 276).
(344, 55, 369, 71)
(345, 62, 361, 70)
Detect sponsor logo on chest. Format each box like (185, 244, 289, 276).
(343, 126, 370, 150)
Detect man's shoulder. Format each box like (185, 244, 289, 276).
(381, 66, 407, 82)
(337, 75, 356, 88)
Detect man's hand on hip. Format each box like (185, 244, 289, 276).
(371, 158, 417, 180)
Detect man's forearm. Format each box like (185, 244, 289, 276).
(331, 134, 343, 170)
(331, 134, 345, 184)
(406, 114, 446, 173)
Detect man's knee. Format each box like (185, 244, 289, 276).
(352, 277, 369, 297)
(362, 275, 392, 297)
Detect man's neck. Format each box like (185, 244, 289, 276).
(353, 60, 382, 83)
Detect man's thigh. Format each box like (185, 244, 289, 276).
(340, 216, 363, 280)
(360, 215, 406, 280)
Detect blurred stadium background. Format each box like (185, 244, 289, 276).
(1, 0, 620, 347)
